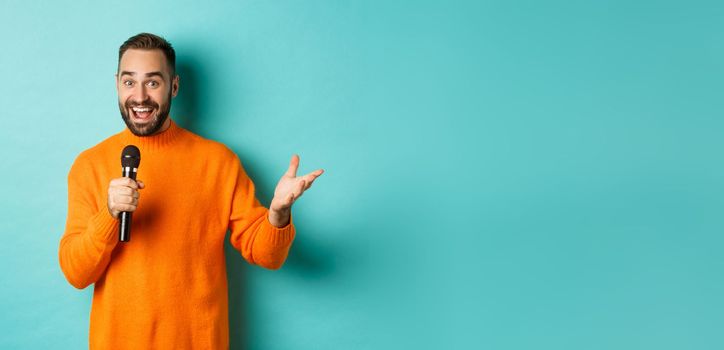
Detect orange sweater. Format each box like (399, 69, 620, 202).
(59, 120, 295, 349)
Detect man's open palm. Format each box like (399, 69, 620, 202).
(270, 154, 323, 212)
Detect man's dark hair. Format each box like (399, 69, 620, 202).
(118, 33, 176, 76)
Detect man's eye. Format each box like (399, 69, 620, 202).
(123, 80, 134, 87)
(147, 81, 159, 88)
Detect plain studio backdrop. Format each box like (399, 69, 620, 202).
(1, 1, 723, 349)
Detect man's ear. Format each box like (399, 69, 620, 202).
(171, 74, 180, 98)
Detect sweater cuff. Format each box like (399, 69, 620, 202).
(88, 209, 119, 245)
(265, 214, 295, 247)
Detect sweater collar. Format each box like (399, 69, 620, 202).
(119, 118, 184, 152)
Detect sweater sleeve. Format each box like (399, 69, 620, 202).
(228, 157, 295, 270)
(58, 154, 119, 289)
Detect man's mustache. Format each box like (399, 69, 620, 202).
(126, 100, 159, 109)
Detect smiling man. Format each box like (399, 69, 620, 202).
(58, 33, 323, 349)
(117, 49, 176, 136)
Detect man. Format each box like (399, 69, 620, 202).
(58, 33, 323, 349)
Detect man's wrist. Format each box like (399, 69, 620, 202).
(268, 207, 291, 228)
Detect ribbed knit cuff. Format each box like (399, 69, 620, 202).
(88, 209, 119, 246)
(265, 214, 296, 247)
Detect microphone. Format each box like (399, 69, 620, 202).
(119, 145, 141, 242)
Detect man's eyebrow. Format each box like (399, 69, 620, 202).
(144, 71, 165, 78)
(119, 71, 165, 78)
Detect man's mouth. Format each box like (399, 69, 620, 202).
(130, 106, 155, 121)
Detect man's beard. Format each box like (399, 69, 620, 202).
(119, 92, 172, 136)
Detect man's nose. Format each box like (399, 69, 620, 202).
(133, 85, 149, 102)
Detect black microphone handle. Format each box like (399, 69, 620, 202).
(119, 166, 138, 242)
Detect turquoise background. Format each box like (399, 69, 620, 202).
(1, 0, 723, 349)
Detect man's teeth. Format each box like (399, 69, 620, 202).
(132, 107, 152, 112)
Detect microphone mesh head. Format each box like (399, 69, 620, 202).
(121, 145, 141, 168)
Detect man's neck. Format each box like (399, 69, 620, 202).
(146, 117, 171, 136)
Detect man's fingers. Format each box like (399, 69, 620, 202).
(115, 196, 130, 204)
(110, 177, 133, 187)
(300, 170, 323, 189)
(285, 154, 300, 178)
(302, 170, 323, 183)
(116, 196, 138, 205)
(110, 187, 138, 198)
(115, 187, 134, 196)
(111, 178, 139, 189)
(115, 204, 137, 212)
(303, 169, 324, 178)
(107, 178, 143, 218)
(301, 169, 323, 183)
(300, 176, 314, 190)
(296, 179, 306, 197)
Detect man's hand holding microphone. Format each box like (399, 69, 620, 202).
(107, 177, 144, 219)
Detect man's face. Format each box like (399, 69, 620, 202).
(116, 49, 179, 136)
